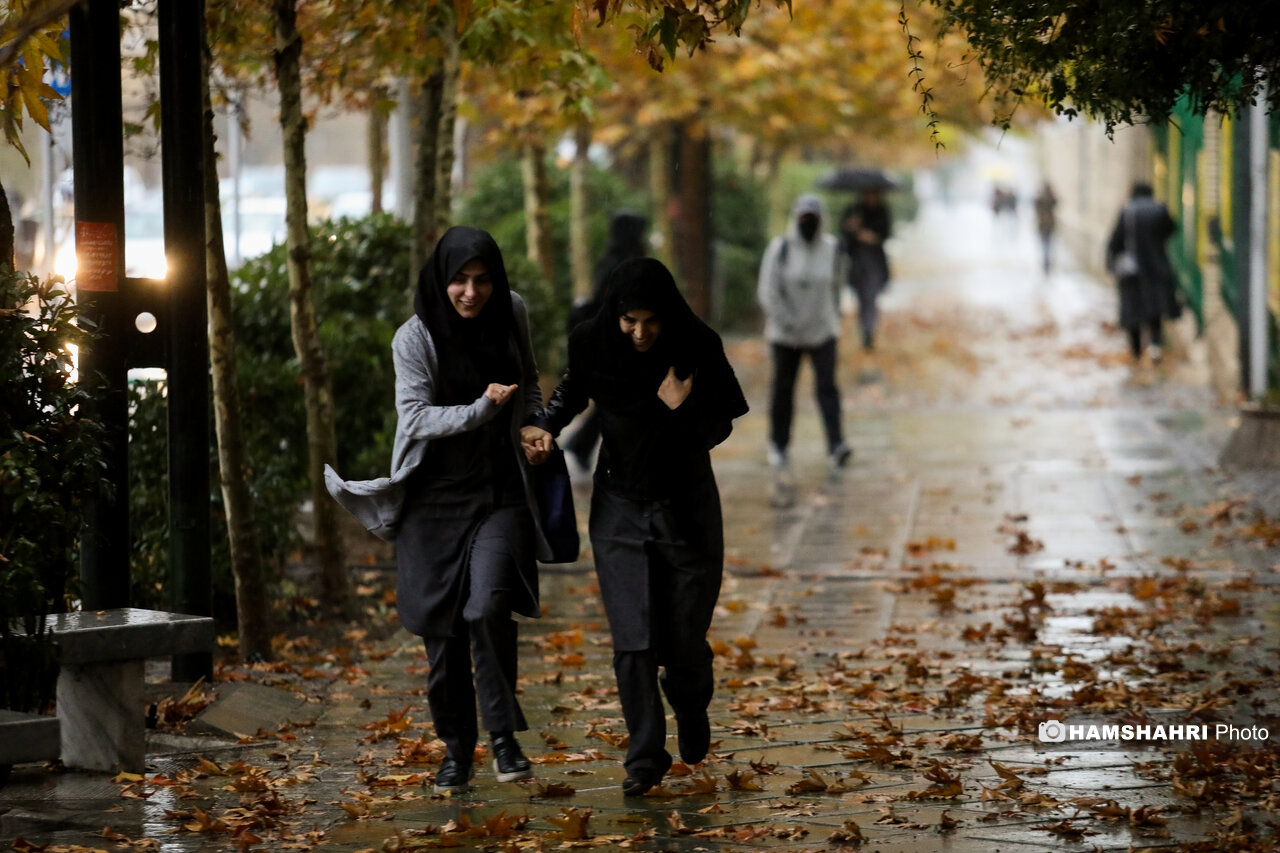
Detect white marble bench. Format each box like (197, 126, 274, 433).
(8, 608, 215, 773)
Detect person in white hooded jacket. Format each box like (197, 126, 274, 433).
(757, 194, 851, 475)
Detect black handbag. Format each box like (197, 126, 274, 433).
(532, 447, 579, 563)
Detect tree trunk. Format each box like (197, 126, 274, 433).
(272, 0, 353, 618)
(521, 138, 555, 291)
(410, 70, 441, 278)
(0, 183, 13, 270)
(432, 7, 460, 237)
(569, 120, 593, 303)
(647, 123, 675, 269)
(201, 33, 272, 661)
(368, 86, 387, 215)
(671, 118, 713, 320)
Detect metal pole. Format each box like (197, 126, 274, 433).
(390, 77, 413, 220)
(228, 94, 242, 266)
(159, 0, 212, 681)
(42, 128, 56, 277)
(1248, 94, 1270, 400)
(71, 0, 129, 610)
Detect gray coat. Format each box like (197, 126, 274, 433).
(323, 292, 554, 561)
(757, 195, 847, 348)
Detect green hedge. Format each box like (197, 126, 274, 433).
(127, 215, 412, 617)
(1, 269, 110, 712)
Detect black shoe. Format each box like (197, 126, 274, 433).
(676, 711, 711, 765)
(491, 735, 533, 782)
(622, 772, 657, 797)
(830, 442, 853, 469)
(432, 754, 474, 794)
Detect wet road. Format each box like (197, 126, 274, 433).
(4, 179, 1279, 852)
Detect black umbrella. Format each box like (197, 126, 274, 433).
(816, 167, 898, 192)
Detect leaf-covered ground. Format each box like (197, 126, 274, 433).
(4, 192, 1279, 853)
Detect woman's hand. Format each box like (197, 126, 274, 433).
(485, 383, 518, 405)
(521, 425, 553, 465)
(658, 366, 693, 410)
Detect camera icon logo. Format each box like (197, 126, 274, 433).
(1038, 720, 1067, 743)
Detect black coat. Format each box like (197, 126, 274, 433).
(1107, 197, 1180, 328)
(536, 257, 747, 652)
(841, 200, 892, 292)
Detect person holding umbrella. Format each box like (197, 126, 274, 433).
(840, 189, 893, 351)
(817, 167, 896, 352)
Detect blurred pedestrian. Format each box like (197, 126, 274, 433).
(758, 194, 851, 490)
(1033, 181, 1057, 274)
(991, 183, 1018, 236)
(1106, 182, 1181, 364)
(562, 211, 649, 471)
(840, 189, 893, 351)
(533, 258, 748, 797)
(325, 226, 554, 794)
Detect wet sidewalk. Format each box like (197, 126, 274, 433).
(5, 192, 1280, 853)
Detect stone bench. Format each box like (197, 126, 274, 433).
(6, 608, 215, 773)
(0, 708, 60, 767)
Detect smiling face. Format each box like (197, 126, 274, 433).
(446, 259, 493, 318)
(619, 308, 662, 352)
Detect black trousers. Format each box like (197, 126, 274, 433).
(614, 643, 714, 780)
(769, 338, 843, 454)
(422, 508, 529, 760)
(1126, 317, 1164, 358)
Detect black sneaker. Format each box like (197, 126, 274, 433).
(676, 711, 711, 765)
(622, 772, 657, 797)
(491, 734, 533, 782)
(830, 442, 853, 469)
(432, 755, 474, 794)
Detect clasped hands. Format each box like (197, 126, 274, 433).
(487, 383, 552, 466)
(507, 366, 692, 467)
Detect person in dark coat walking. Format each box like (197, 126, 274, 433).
(840, 189, 892, 351)
(533, 258, 749, 797)
(325, 227, 554, 794)
(561, 211, 650, 470)
(1033, 181, 1058, 274)
(1106, 183, 1180, 363)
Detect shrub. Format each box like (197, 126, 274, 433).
(712, 162, 769, 332)
(127, 214, 412, 616)
(0, 269, 110, 712)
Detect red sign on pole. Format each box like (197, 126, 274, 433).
(75, 221, 119, 292)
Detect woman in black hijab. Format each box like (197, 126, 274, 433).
(327, 226, 554, 794)
(562, 211, 651, 469)
(532, 257, 749, 796)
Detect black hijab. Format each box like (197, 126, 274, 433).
(572, 257, 747, 420)
(413, 226, 518, 404)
